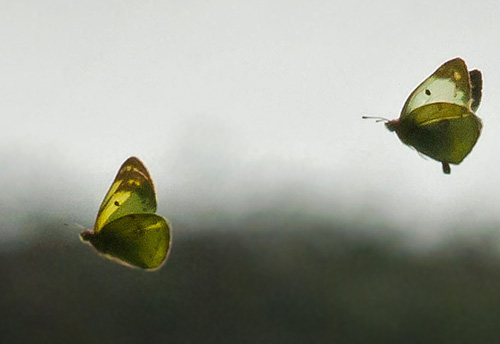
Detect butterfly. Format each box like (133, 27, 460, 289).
(364, 58, 482, 174)
(80, 157, 171, 270)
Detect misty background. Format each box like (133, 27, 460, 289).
(2, 1, 500, 342)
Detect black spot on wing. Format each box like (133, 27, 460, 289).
(114, 201, 120, 206)
(425, 89, 431, 96)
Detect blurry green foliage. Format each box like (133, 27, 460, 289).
(1, 216, 499, 343)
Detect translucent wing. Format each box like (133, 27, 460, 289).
(396, 102, 482, 165)
(94, 157, 157, 233)
(84, 214, 171, 270)
(401, 58, 474, 117)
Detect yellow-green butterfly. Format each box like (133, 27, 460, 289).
(80, 157, 171, 270)
(364, 58, 482, 174)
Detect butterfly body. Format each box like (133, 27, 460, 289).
(368, 58, 482, 174)
(81, 157, 171, 270)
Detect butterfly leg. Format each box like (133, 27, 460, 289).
(442, 162, 451, 174)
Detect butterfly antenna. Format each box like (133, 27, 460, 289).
(64, 222, 88, 231)
(362, 116, 390, 123)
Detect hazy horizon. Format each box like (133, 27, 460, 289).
(2, 0, 500, 248)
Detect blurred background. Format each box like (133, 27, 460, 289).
(2, 0, 500, 342)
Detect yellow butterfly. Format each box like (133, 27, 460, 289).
(364, 58, 482, 174)
(80, 157, 171, 270)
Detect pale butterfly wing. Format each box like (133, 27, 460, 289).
(94, 157, 157, 233)
(401, 58, 473, 117)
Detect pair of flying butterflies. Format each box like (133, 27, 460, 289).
(80, 157, 171, 270)
(364, 57, 482, 174)
(82, 57, 481, 270)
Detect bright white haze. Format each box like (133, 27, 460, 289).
(2, 0, 500, 247)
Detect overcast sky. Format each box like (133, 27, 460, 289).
(2, 0, 500, 245)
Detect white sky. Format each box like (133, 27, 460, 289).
(2, 0, 500, 245)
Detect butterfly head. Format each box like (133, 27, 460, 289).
(385, 119, 399, 132)
(80, 230, 95, 243)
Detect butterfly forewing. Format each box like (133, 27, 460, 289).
(94, 157, 157, 233)
(401, 58, 472, 117)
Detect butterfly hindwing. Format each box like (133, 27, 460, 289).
(397, 103, 482, 164)
(88, 214, 170, 270)
(94, 157, 157, 233)
(401, 58, 472, 117)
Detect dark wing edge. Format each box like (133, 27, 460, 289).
(469, 70, 482, 113)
